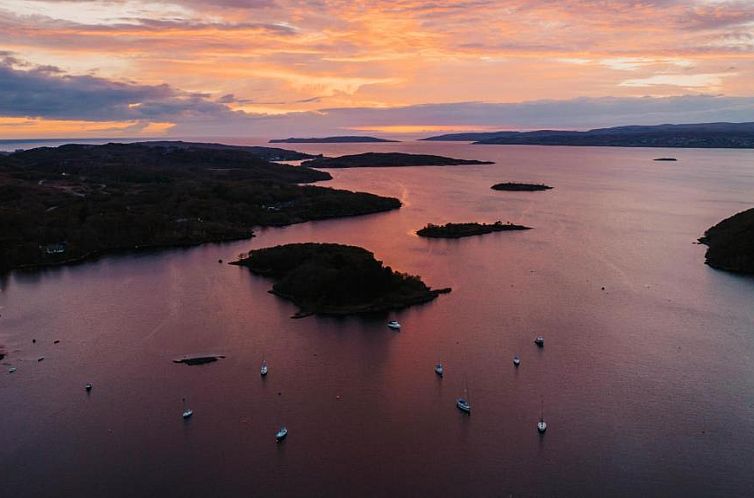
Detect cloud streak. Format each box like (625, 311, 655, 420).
(0, 0, 753, 137)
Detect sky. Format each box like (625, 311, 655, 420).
(1, 0, 753, 138)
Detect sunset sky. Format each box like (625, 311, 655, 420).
(1, 0, 754, 138)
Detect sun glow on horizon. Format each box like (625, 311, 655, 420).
(1, 0, 753, 137)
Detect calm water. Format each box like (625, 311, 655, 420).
(1, 142, 753, 497)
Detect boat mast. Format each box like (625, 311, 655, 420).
(540, 397, 544, 421)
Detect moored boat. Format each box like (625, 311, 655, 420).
(182, 397, 193, 419)
(276, 425, 288, 442)
(538, 399, 547, 433)
(456, 397, 471, 413)
(457, 379, 471, 414)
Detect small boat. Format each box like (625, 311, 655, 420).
(387, 320, 401, 330)
(276, 425, 288, 442)
(513, 355, 521, 367)
(182, 398, 193, 419)
(84, 383, 93, 392)
(456, 397, 471, 414)
(534, 336, 544, 348)
(260, 360, 269, 377)
(456, 379, 471, 414)
(537, 399, 547, 433)
(434, 363, 444, 377)
(8, 367, 16, 373)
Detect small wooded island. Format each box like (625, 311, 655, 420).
(269, 136, 399, 143)
(301, 152, 493, 168)
(417, 221, 531, 238)
(232, 243, 450, 317)
(491, 182, 553, 191)
(699, 208, 754, 274)
(0, 142, 401, 273)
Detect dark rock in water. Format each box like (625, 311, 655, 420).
(417, 221, 531, 238)
(653, 157, 678, 161)
(491, 182, 553, 191)
(699, 207, 754, 273)
(173, 354, 226, 365)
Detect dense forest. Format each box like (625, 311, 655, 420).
(417, 221, 531, 238)
(0, 143, 400, 273)
(699, 208, 754, 273)
(234, 243, 450, 316)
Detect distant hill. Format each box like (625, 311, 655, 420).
(421, 131, 520, 142)
(270, 136, 399, 143)
(135, 140, 314, 161)
(422, 122, 754, 148)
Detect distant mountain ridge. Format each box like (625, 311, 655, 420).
(270, 136, 399, 143)
(134, 140, 315, 160)
(421, 122, 754, 148)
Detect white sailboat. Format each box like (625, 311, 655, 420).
(537, 399, 547, 433)
(276, 425, 288, 442)
(435, 363, 444, 377)
(260, 359, 269, 377)
(513, 355, 521, 367)
(182, 397, 193, 419)
(456, 379, 471, 414)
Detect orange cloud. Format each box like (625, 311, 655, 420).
(0, 117, 173, 138)
(1, 0, 753, 135)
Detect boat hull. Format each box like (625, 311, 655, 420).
(456, 399, 471, 414)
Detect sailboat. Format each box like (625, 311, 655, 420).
(434, 363, 444, 377)
(260, 359, 269, 377)
(456, 379, 471, 414)
(513, 355, 521, 367)
(537, 399, 547, 433)
(276, 425, 288, 442)
(182, 397, 193, 419)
